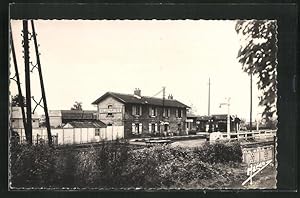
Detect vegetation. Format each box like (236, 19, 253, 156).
(71, 101, 83, 110)
(11, 94, 26, 107)
(10, 141, 246, 189)
(235, 20, 277, 121)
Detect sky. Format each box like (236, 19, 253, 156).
(10, 20, 265, 121)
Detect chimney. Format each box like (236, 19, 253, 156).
(168, 94, 173, 100)
(134, 88, 141, 96)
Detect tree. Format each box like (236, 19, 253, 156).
(11, 94, 26, 107)
(235, 20, 277, 121)
(71, 101, 82, 110)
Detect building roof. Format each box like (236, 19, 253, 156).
(64, 120, 106, 128)
(92, 92, 190, 108)
(197, 116, 211, 121)
(212, 114, 234, 121)
(187, 113, 200, 118)
(188, 114, 239, 121)
(61, 110, 97, 121)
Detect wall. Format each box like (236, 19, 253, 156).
(97, 96, 124, 126)
(124, 103, 187, 137)
(15, 126, 124, 145)
(11, 107, 40, 129)
(49, 116, 62, 128)
(48, 110, 63, 128)
(11, 118, 40, 129)
(242, 145, 274, 164)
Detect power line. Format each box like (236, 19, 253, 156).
(151, 89, 163, 98)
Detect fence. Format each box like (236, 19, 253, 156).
(241, 136, 276, 186)
(242, 143, 275, 164)
(14, 126, 124, 145)
(221, 130, 276, 140)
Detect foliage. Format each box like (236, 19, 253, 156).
(71, 101, 83, 110)
(11, 94, 26, 107)
(235, 20, 277, 121)
(194, 141, 243, 164)
(10, 144, 57, 187)
(10, 141, 245, 189)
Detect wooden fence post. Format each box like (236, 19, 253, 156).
(36, 134, 39, 145)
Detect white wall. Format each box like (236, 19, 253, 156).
(14, 126, 124, 145)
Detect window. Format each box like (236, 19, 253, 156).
(107, 105, 113, 117)
(151, 123, 156, 133)
(95, 128, 100, 136)
(149, 106, 157, 117)
(164, 124, 169, 132)
(163, 108, 170, 117)
(178, 109, 182, 118)
(149, 123, 156, 133)
(132, 123, 142, 134)
(132, 105, 142, 116)
(176, 108, 182, 118)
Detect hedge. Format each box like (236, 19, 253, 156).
(10, 141, 245, 188)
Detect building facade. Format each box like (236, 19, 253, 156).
(186, 114, 241, 133)
(92, 89, 190, 138)
(10, 107, 40, 129)
(48, 110, 98, 128)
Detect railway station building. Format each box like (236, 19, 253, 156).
(92, 89, 190, 138)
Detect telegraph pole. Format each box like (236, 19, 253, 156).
(10, 24, 27, 135)
(161, 86, 166, 135)
(208, 78, 211, 116)
(23, 20, 32, 144)
(162, 86, 165, 109)
(31, 20, 52, 146)
(250, 73, 253, 132)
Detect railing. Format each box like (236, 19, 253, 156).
(221, 130, 276, 140)
(16, 135, 58, 145)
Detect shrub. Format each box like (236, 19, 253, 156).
(10, 144, 57, 188)
(10, 141, 244, 188)
(193, 141, 243, 164)
(54, 147, 79, 187)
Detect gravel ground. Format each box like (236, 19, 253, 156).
(170, 139, 207, 148)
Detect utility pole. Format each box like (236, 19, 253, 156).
(31, 20, 52, 146)
(208, 78, 211, 116)
(162, 86, 165, 110)
(10, 24, 27, 135)
(22, 20, 32, 144)
(250, 73, 253, 132)
(161, 86, 166, 135)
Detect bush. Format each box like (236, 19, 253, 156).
(10, 141, 244, 188)
(193, 141, 243, 164)
(10, 144, 57, 188)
